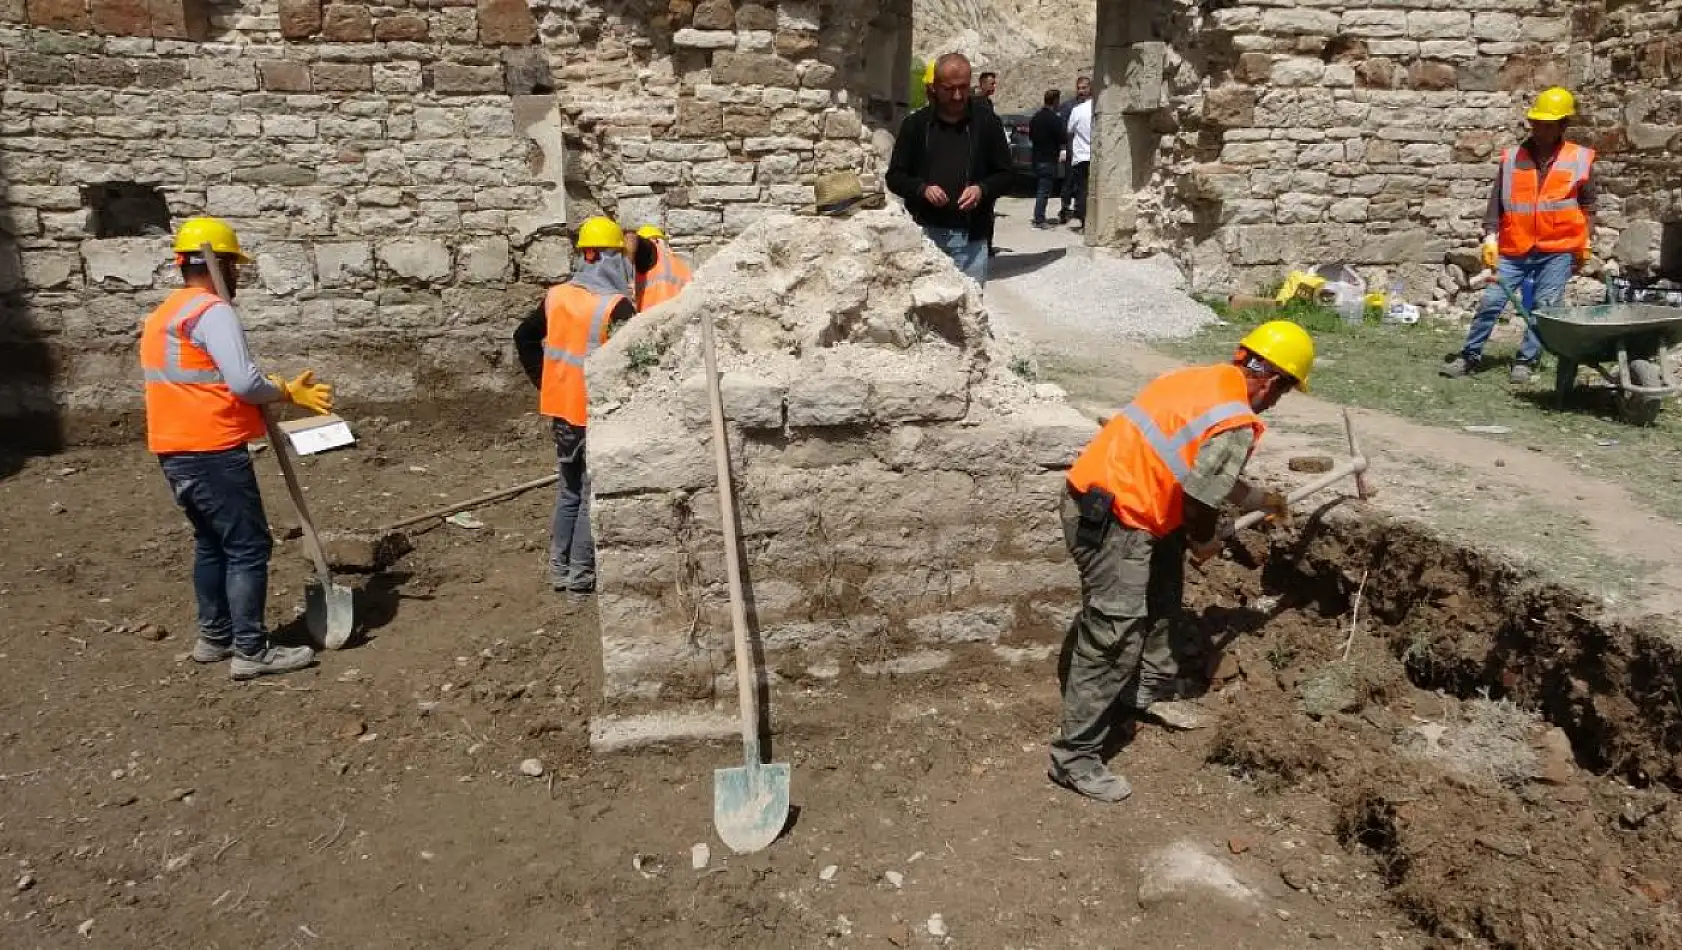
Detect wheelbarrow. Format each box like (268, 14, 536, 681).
(1532, 302, 1682, 425)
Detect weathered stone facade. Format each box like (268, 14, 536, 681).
(585, 211, 1092, 712)
(1088, 0, 1682, 297)
(0, 0, 912, 442)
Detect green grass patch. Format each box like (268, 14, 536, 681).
(1163, 308, 1682, 522)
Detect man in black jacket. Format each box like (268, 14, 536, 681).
(1029, 89, 1064, 228)
(886, 53, 1015, 287)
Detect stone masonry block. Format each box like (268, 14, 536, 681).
(1260, 8, 1338, 34)
(1406, 11, 1470, 38)
(786, 374, 868, 426)
(321, 4, 372, 41)
(590, 427, 713, 496)
(868, 372, 969, 423)
(90, 0, 148, 34)
(1339, 9, 1405, 38)
(720, 373, 785, 428)
(278, 0, 320, 37)
(1471, 12, 1520, 41)
(457, 236, 510, 282)
(28, 0, 89, 31)
(674, 28, 735, 48)
(378, 238, 452, 283)
(736, 2, 774, 30)
(677, 100, 724, 137)
(256, 243, 316, 296)
(477, 0, 536, 45)
(432, 63, 504, 94)
(0, 0, 25, 22)
(149, 1, 210, 41)
(187, 59, 257, 92)
(691, 0, 733, 29)
(375, 14, 427, 41)
(259, 61, 311, 92)
(712, 52, 799, 88)
(908, 607, 1013, 645)
(312, 62, 372, 91)
(314, 242, 372, 287)
(81, 238, 165, 287)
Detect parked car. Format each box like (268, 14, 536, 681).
(1001, 112, 1061, 194)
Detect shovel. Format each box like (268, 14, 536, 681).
(697, 306, 790, 854)
(200, 244, 356, 649)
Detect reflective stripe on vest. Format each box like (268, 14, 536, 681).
(539, 285, 620, 426)
(1119, 400, 1255, 483)
(1065, 364, 1265, 538)
(635, 242, 692, 310)
(141, 288, 265, 454)
(1497, 142, 1593, 257)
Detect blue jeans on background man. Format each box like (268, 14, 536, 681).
(550, 418, 595, 594)
(923, 226, 988, 286)
(1032, 161, 1058, 225)
(159, 447, 273, 657)
(1459, 251, 1573, 366)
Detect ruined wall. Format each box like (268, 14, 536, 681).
(584, 211, 1093, 713)
(0, 0, 910, 443)
(1091, 0, 1682, 299)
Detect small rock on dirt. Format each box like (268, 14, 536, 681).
(1532, 727, 1576, 785)
(16, 872, 35, 892)
(1554, 785, 1590, 805)
(1635, 877, 1674, 903)
(1287, 455, 1334, 474)
(887, 922, 912, 946)
(167, 787, 194, 802)
(1138, 841, 1261, 912)
(319, 531, 412, 573)
(49, 501, 67, 515)
(819, 864, 838, 882)
(691, 843, 710, 870)
(518, 758, 545, 777)
(77, 919, 94, 938)
(1227, 836, 1252, 855)
(337, 718, 367, 739)
(926, 914, 948, 938)
(1620, 798, 1667, 830)
(883, 870, 904, 888)
(1211, 652, 1243, 685)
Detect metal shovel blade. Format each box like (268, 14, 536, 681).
(713, 761, 790, 854)
(304, 578, 356, 650)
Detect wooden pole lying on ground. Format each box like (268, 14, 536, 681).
(377, 474, 560, 532)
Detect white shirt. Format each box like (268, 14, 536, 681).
(1067, 100, 1093, 165)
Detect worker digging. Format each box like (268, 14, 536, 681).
(141, 217, 336, 681)
(1051, 321, 1316, 803)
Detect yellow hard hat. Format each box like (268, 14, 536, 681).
(1527, 87, 1576, 122)
(172, 216, 250, 264)
(636, 224, 666, 240)
(1238, 320, 1316, 390)
(576, 216, 626, 250)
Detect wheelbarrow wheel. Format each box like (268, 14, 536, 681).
(1553, 358, 1578, 409)
(1619, 359, 1663, 426)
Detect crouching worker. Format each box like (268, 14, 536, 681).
(1048, 321, 1315, 803)
(143, 217, 334, 680)
(513, 216, 637, 598)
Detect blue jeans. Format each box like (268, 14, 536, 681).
(159, 447, 273, 657)
(550, 419, 595, 591)
(923, 226, 988, 286)
(1461, 251, 1573, 365)
(1032, 161, 1057, 224)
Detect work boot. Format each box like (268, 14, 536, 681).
(1509, 362, 1535, 384)
(1048, 764, 1133, 803)
(1439, 356, 1479, 378)
(230, 644, 317, 681)
(1138, 700, 1209, 731)
(191, 639, 234, 663)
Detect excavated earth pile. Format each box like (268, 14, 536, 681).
(585, 209, 1094, 715)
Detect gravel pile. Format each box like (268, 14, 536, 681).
(995, 250, 1219, 341)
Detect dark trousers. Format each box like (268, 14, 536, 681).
(1070, 161, 1091, 224)
(159, 447, 273, 657)
(1032, 161, 1058, 225)
(1059, 157, 1076, 216)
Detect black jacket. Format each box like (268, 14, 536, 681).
(1028, 106, 1064, 162)
(885, 101, 1015, 243)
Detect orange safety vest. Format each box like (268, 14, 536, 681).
(539, 283, 623, 427)
(1066, 364, 1265, 538)
(634, 240, 693, 312)
(140, 288, 265, 455)
(1497, 141, 1594, 258)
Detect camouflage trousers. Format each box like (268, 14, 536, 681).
(1049, 490, 1186, 778)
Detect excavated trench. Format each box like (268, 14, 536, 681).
(1188, 507, 1682, 949)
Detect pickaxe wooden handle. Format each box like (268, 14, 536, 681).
(1225, 409, 1375, 537)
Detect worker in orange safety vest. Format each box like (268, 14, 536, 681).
(1049, 320, 1315, 804)
(513, 216, 637, 597)
(1442, 87, 1597, 384)
(628, 224, 694, 312)
(141, 216, 334, 681)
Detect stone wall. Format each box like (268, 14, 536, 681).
(584, 210, 1093, 713)
(0, 0, 911, 444)
(1089, 0, 1682, 298)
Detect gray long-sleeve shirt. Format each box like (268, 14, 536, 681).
(187, 301, 283, 403)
